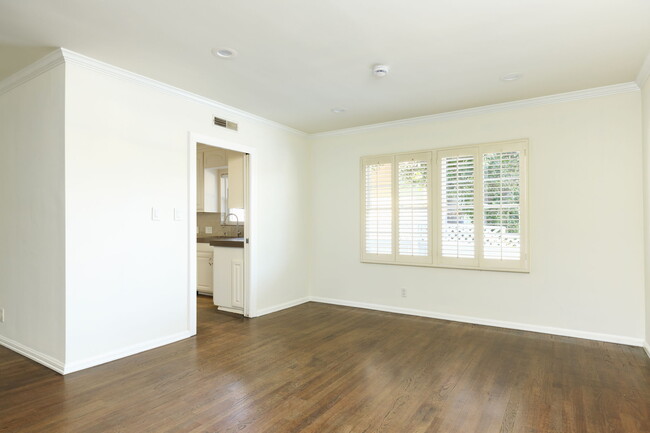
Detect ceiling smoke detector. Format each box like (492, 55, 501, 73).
(372, 64, 390, 77)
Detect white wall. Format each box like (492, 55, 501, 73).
(309, 91, 645, 343)
(63, 59, 310, 368)
(0, 64, 66, 368)
(642, 75, 650, 351)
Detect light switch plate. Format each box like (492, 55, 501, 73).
(174, 208, 184, 221)
(151, 207, 161, 221)
(205, 226, 213, 234)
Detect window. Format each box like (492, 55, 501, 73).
(397, 153, 431, 263)
(361, 156, 393, 261)
(361, 139, 528, 272)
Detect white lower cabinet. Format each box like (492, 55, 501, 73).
(212, 246, 244, 314)
(196, 243, 213, 294)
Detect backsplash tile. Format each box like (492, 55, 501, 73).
(197, 212, 243, 237)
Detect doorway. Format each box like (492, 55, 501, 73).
(188, 133, 255, 335)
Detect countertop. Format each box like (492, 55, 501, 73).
(197, 236, 245, 248)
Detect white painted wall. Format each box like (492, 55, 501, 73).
(642, 75, 650, 350)
(0, 64, 66, 368)
(309, 92, 645, 343)
(63, 59, 310, 368)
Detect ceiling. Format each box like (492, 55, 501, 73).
(1, 0, 649, 133)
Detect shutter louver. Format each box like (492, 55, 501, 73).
(363, 159, 393, 257)
(361, 140, 527, 272)
(482, 149, 523, 262)
(440, 152, 476, 261)
(397, 154, 431, 262)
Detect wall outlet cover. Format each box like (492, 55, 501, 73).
(206, 226, 213, 234)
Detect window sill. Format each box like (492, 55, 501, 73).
(360, 259, 530, 273)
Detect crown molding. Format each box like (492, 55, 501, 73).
(311, 82, 641, 138)
(636, 50, 650, 88)
(58, 49, 305, 136)
(2, 48, 644, 138)
(0, 47, 305, 136)
(0, 48, 65, 96)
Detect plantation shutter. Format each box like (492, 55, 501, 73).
(361, 156, 395, 261)
(438, 148, 479, 267)
(480, 141, 528, 270)
(396, 152, 433, 263)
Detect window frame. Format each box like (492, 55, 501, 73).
(360, 139, 529, 273)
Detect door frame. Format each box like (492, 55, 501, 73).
(187, 132, 256, 334)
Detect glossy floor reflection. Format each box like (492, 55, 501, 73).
(1, 295, 650, 432)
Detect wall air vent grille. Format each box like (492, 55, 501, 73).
(214, 116, 238, 131)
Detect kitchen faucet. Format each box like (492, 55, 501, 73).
(225, 212, 241, 237)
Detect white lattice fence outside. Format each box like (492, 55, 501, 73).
(442, 224, 520, 248)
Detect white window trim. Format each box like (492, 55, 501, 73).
(360, 139, 529, 273)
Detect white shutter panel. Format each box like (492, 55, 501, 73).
(396, 152, 432, 264)
(438, 148, 479, 267)
(480, 141, 528, 270)
(361, 156, 394, 262)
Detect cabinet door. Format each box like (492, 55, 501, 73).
(227, 151, 244, 209)
(197, 251, 213, 294)
(204, 149, 226, 168)
(197, 151, 204, 212)
(231, 259, 244, 308)
(213, 246, 244, 310)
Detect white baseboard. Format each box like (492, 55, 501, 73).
(0, 334, 65, 374)
(255, 297, 311, 317)
(218, 306, 244, 315)
(644, 342, 650, 359)
(309, 296, 645, 347)
(63, 330, 193, 374)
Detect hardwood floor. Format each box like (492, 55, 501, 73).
(2, 296, 650, 432)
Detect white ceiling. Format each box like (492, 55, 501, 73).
(1, 0, 650, 133)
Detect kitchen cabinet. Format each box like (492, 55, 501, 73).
(227, 150, 244, 209)
(197, 147, 224, 212)
(213, 246, 244, 314)
(204, 148, 227, 169)
(196, 152, 204, 212)
(196, 243, 213, 294)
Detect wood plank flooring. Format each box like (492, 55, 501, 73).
(2, 295, 650, 432)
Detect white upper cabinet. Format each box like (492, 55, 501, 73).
(204, 148, 227, 169)
(197, 145, 228, 212)
(196, 152, 205, 212)
(227, 150, 244, 210)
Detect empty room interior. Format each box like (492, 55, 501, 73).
(2, 1, 650, 432)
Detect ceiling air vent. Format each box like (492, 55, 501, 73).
(213, 116, 238, 131)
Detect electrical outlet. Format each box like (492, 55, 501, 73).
(205, 226, 213, 234)
(401, 288, 407, 298)
(0, 308, 4, 323)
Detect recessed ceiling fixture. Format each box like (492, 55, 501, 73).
(372, 64, 390, 78)
(331, 108, 347, 114)
(500, 72, 523, 82)
(212, 47, 238, 59)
